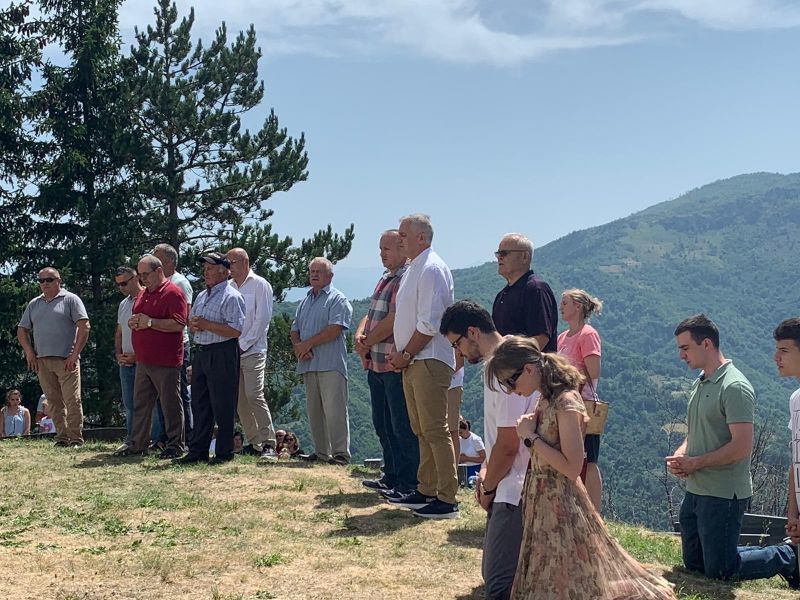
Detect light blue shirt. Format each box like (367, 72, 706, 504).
(292, 285, 353, 379)
(190, 280, 245, 345)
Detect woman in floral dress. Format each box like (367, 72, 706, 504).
(485, 336, 676, 600)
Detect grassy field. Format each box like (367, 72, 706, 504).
(0, 439, 794, 600)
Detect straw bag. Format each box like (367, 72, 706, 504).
(582, 374, 609, 436)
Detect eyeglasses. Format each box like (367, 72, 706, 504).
(116, 276, 135, 287)
(494, 249, 526, 259)
(38, 277, 58, 284)
(499, 368, 525, 394)
(450, 334, 464, 349)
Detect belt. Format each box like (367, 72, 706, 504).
(194, 338, 238, 352)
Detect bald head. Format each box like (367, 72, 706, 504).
(226, 247, 250, 283)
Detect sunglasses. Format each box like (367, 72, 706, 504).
(494, 249, 527, 259)
(38, 277, 58, 283)
(500, 368, 526, 393)
(116, 276, 135, 287)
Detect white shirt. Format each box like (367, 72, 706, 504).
(117, 294, 135, 354)
(170, 272, 194, 344)
(231, 270, 274, 356)
(459, 431, 485, 466)
(484, 374, 538, 506)
(393, 247, 455, 369)
(788, 388, 800, 509)
(449, 366, 464, 389)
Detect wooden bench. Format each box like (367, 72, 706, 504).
(673, 513, 788, 547)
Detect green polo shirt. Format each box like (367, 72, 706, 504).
(686, 360, 754, 499)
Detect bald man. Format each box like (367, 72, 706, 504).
(17, 267, 90, 446)
(227, 247, 278, 459)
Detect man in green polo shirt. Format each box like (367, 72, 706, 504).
(667, 314, 798, 585)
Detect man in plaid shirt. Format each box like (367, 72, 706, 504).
(355, 230, 419, 496)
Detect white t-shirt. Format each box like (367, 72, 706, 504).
(459, 431, 485, 466)
(788, 388, 800, 508)
(484, 374, 538, 506)
(170, 272, 193, 344)
(449, 366, 464, 389)
(117, 294, 135, 354)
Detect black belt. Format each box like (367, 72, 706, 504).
(194, 338, 238, 352)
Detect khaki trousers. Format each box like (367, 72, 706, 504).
(303, 371, 350, 461)
(130, 364, 184, 452)
(37, 357, 83, 443)
(237, 352, 276, 449)
(403, 359, 457, 504)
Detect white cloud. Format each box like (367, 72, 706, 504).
(117, 0, 800, 66)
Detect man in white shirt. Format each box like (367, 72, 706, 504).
(227, 248, 278, 460)
(387, 213, 457, 519)
(114, 265, 144, 450)
(153, 243, 194, 442)
(441, 300, 535, 600)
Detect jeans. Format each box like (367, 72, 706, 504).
(119, 364, 136, 445)
(680, 491, 797, 581)
(367, 370, 419, 492)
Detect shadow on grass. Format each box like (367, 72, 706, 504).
(72, 453, 147, 469)
(447, 524, 484, 549)
(316, 491, 385, 509)
(663, 566, 738, 599)
(327, 507, 425, 537)
(454, 584, 485, 600)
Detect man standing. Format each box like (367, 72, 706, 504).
(17, 267, 90, 446)
(355, 230, 418, 495)
(441, 300, 534, 598)
(388, 213, 457, 519)
(667, 314, 798, 584)
(117, 255, 187, 458)
(114, 266, 144, 450)
(153, 243, 194, 442)
(226, 247, 278, 460)
(179, 253, 245, 465)
(491, 233, 557, 351)
(291, 257, 353, 465)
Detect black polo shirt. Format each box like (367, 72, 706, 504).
(491, 270, 558, 352)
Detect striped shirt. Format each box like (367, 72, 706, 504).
(190, 280, 245, 346)
(363, 266, 406, 373)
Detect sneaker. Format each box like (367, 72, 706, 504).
(390, 490, 436, 509)
(329, 455, 350, 466)
(240, 444, 261, 457)
(260, 447, 278, 463)
(159, 448, 184, 460)
(413, 499, 460, 520)
(362, 478, 391, 491)
(114, 443, 130, 453)
(381, 489, 405, 501)
(173, 454, 208, 466)
(300, 453, 319, 462)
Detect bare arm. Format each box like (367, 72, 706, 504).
(296, 324, 344, 352)
(584, 354, 601, 382)
(65, 319, 91, 372)
(667, 423, 753, 477)
(199, 320, 241, 338)
(114, 324, 123, 356)
(363, 313, 395, 346)
(23, 408, 31, 435)
(481, 427, 519, 491)
(17, 326, 37, 372)
(519, 409, 585, 481)
(461, 448, 487, 464)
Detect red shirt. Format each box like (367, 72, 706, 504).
(132, 280, 187, 367)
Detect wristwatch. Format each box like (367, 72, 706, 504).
(524, 435, 540, 448)
(401, 349, 412, 361)
(480, 482, 496, 496)
(146, 317, 153, 328)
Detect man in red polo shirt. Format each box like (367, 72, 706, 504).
(115, 254, 188, 458)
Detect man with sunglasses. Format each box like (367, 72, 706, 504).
(440, 300, 535, 600)
(17, 267, 90, 446)
(491, 233, 557, 352)
(114, 266, 144, 450)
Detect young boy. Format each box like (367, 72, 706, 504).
(775, 318, 800, 545)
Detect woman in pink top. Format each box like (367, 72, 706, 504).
(558, 288, 604, 510)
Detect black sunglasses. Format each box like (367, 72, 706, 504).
(116, 276, 135, 287)
(494, 249, 526, 259)
(500, 368, 525, 393)
(38, 277, 58, 283)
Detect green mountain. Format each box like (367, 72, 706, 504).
(277, 172, 800, 528)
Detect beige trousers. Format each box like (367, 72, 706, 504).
(237, 352, 276, 449)
(37, 357, 83, 443)
(303, 371, 350, 461)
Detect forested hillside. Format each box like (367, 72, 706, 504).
(278, 172, 800, 528)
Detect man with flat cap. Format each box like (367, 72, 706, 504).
(177, 252, 246, 465)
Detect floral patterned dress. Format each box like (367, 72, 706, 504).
(511, 391, 676, 600)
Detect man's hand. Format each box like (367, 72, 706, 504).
(189, 316, 208, 333)
(477, 486, 493, 511)
(64, 353, 79, 373)
(665, 454, 698, 478)
(387, 351, 410, 371)
(128, 313, 151, 331)
(354, 334, 370, 358)
(24, 349, 38, 372)
(117, 352, 136, 366)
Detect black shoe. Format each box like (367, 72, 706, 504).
(53, 440, 70, 447)
(174, 454, 207, 466)
(113, 447, 147, 457)
(413, 499, 460, 520)
(329, 455, 350, 466)
(240, 444, 260, 456)
(362, 478, 391, 491)
(381, 489, 405, 501)
(149, 441, 166, 451)
(67, 440, 84, 447)
(208, 454, 234, 465)
(300, 453, 319, 462)
(781, 545, 800, 590)
(390, 490, 436, 509)
(159, 448, 184, 460)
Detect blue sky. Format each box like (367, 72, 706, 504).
(118, 1, 800, 299)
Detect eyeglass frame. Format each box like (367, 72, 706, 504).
(494, 249, 527, 259)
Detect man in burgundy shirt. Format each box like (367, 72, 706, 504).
(115, 254, 188, 458)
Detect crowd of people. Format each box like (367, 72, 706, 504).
(7, 212, 800, 598)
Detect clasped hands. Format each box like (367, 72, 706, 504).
(665, 454, 700, 478)
(293, 339, 314, 361)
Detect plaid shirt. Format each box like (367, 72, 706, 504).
(363, 266, 407, 373)
(190, 279, 245, 345)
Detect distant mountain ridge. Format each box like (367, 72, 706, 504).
(277, 172, 800, 528)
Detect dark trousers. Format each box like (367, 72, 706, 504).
(189, 339, 239, 459)
(367, 370, 419, 492)
(680, 491, 797, 581)
(130, 363, 184, 452)
(483, 502, 524, 600)
(154, 344, 192, 444)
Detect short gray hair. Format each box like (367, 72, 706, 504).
(501, 233, 534, 261)
(400, 213, 434, 243)
(309, 256, 333, 274)
(153, 243, 178, 266)
(138, 254, 162, 271)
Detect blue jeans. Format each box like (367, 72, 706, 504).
(680, 491, 797, 580)
(367, 370, 419, 492)
(119, 364, 136, 445)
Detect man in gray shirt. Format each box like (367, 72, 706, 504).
(17, 267, 90, 446)
(291, 257, 353, 465)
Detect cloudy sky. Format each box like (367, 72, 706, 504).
(118, 0, 800, 297)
